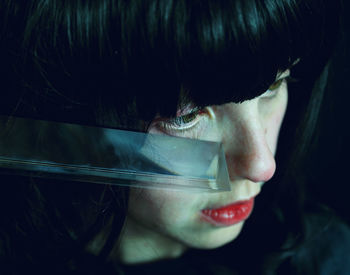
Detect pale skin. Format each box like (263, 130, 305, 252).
(110, 71, 289, 265)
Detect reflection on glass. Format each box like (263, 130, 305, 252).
(0, 116, 230, 192)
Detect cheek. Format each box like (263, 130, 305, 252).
(127, 188, 201, 229)
(264, 90, 288, 154)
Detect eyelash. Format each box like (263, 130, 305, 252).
(154, 75, 298, 133)
(155, 108, 204, 133)
(263, 75, 297, 97)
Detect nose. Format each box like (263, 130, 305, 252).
(221, 104, 276, 183)
(225, 138, 276, 183)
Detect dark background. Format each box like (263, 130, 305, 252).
(306, 0, 350, 224)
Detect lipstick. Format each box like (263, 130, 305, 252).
(201, 198, 254, 226)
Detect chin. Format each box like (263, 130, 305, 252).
(188, 221, 245, 250)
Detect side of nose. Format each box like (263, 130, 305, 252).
(222, 106, 276, 183)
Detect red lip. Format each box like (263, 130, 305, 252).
(201, 198, 254, 226)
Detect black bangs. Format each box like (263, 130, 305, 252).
(1, 0, 340, 126)
(110, 0, 339, 115)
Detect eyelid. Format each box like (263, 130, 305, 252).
(267, 78, 284, 91)
(176, 106, 201, 117)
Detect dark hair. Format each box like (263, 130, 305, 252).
(0, 0, 341, 274)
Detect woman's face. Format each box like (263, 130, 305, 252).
(117, 71, 289, 264)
